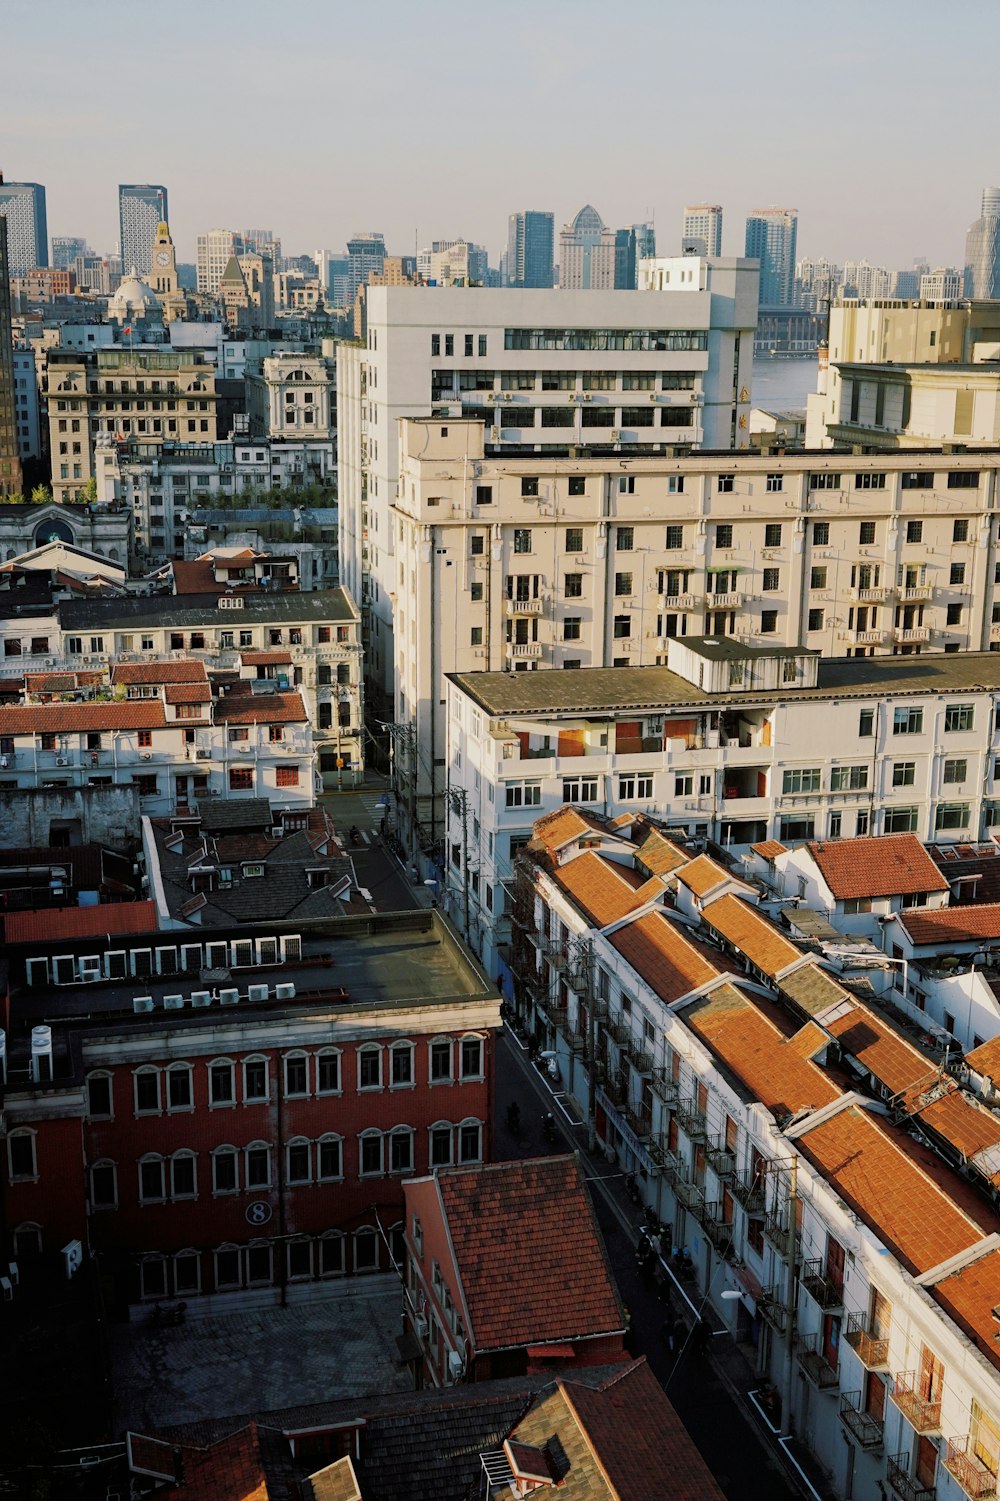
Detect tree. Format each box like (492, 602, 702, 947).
(30, 484, 52, 505)
(80, 476, 97, 503)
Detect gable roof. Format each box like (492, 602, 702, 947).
(435, 1155, 623, 1352)
(931, 1248, 1000, 1376)
(532, 806, 611, 855)
(113, 660, 209, 685)
(674, 853, 734, 900)
(3, 900, 157, 945)
(702, 893, 803, 977)
(632, 823, 689, 878)
(214, 689, 306, 725)
(967, 1034, 1000, 1087)
(899, 903, 1000, 946)
(550, 852, 659, 929)
(609, 910, 721, 1006)
(0, 701, 167, 734)
(806, 834, 949, 901)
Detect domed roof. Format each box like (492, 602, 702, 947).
(109, 267, 161, 319)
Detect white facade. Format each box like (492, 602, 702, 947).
(196, 228, 237, 294)
(920, 267, 962, 302)
(338, 280, 759, 709)
(681, 205, 723, 257)
(246, 351, 336, 440)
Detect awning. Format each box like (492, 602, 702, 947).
(706, 564, 743, 573)
(526, 1342, 575, 1359)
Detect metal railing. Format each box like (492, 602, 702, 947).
(845, 1311, 889, 1368)
(705, 1137, 736, 1178)
(648, 1138, 681, 1182)
(758, 1288, 788, 1333)
(943, 1437, 997, 1499)
(732, 1168, 766, 1214)
(891, 1374, 941, 1434)
(764, 1200, 791, 1245)
(650, 1067, 678, 1105)
(802, 1257, 845, 1310)
(839, 1391, 883, 1450)
(703, 1203, 734, 1254)
(624, 1105, 652, 1140)
(675, 1096, 707, 1140)
(886, 1454, 936, 1501)
(675, 1178, 706, 1217)
(796, 1333, 838, 1389)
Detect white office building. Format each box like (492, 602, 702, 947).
(682, 204, 723, 257)
(196, 229, 238, 294)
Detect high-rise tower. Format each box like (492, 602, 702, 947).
(505, 211, 554, 288)
(119, 184, 168, 275)
(0, 216, 23, 497)
(682, 205, 722, 257)
(0, 176, 48, 273)
(964, 187, 1000, 299)
(744, 208, 798, 306)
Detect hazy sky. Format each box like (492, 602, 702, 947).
(5, 0, 998, 269)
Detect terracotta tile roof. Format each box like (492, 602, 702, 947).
(241, 650, 293, 666)
(967, 1034, 1000, 1085)
(3, 900, 157, 944)
(25, 670, 104, 692)
(113, 661, 208, 684)
(806, 834, 949, 901)
(551, 852, 657, 928)
(532, 806, 611, 854)
(751, 839, 787, 860)
(702, 893, 802, 977)
(822, 1002, 933, 1097)
(675, 853, 733, 899)
(610, 911, 721, 1005)
(165, 682, 212, 703)
(214, 690, 306, 725)
(0, 701, 167, 734)
(169, 1422, 267, 1501)
(683, 986, 840, 1119)
(170, 559, 218, 594)
(435, 1156, 623, 1352)
(508, 1361, 725, 1501)
(795, 1105, 984, 1275)
(633, 824, 689, 877)
(899, 903, 1000, 945)
(931, 1248, 1000, 1375)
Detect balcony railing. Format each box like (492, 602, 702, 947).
(943, 1437, 997, 1499)
(895, 626, 931, 643)
(887, 1454, 936, 1501)
(602, 1073, 628, 1108)
(505, 642, 543, 659)
(839, 1391, 883, 1451)
(901, 585, 933, 602)
(607, 1016, 632, 1048)
(852, 585, 894, 603)
(796, 1333, 838, 1390)
(675, 1096, 707, 1140)
(648, 1138, 682, 1182)
(630, 1046, 654, 1075)
(709, 591, 744, 609)
(504, 598, 544, 616)
(703, 1204, 734, 1254)
(732, 1169, 766, 1214)
(758, 1288, 789, 1333)
(891, 1374, 941, 1434)
(675, 1178, 706, 1217)
(845, 1311, 889, 1369)
(802, 1258, 845, 1310)
(659, 592, 698, 611)
(705, 1137, 736, 1179)
(764, 1201, 792, 1246)
(650, 1067, 678, 1106)
(624, 1105, 652, 1140)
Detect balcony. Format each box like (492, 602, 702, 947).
(629, 1046, 654, 1075)
(851, 629, 888, 645)
(901, 585, 933, 602)
(802, 1258, 844, 1310)
(505, 642, 543, 660)
(659, 593, 699, 611)
(852, 586, 895, 603)
(943, 1437, 997, 1499)
(675, 1178, 706, 1218)
(765, 1201, 792, 1247)
(601, 1072, 628, 1108)
(891, 1374, 941, 1434)
(845, 1311, 889, 1369)
(505, 598, 544, 617)
(607, 1015, 632, 1048)
(796, 1334, 838, 1390)
(648, 1138, 682, 1182)
(705, 1137, 736, 1179)
(839, 1391, 883, 1451)
(624, 1104, 652, 1140)
(708, 591, 744, 609)
(675, 1096, 707, 1140)
(895, 627, 931, 644)
(650, 1067, 678, 1106)
(758, 1288, 789, 1333)
(887, 1454, 936, 1501)
(703, 1203, 734, 1254)
(732, 1169, 766, 1215)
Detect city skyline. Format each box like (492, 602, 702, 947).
(5, 0, 999, 268)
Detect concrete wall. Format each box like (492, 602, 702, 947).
(0, 783, 140, 849)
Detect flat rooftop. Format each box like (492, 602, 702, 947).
(55, 585, 357, 631)
(449, 651, 1000, 718)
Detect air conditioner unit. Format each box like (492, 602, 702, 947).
(447, 1350, 464, 1379)
(0, 1278, 13, 1303)
(247, 983, 269, 1003)
(7, 1263, 18, 1288)
(581, 394, 592, 403)
(79, 967, 101, 984)
(0, 758, 7, 769)
(190, 989, 212, 1007)
(196, 748, 211, 759)
(219, 987, 240, 1005)
(141, 752, 152, 761)
(274, 982, 296, 1000)
(163, 994, 185, 1010)
(62, 1240, 83, 1279)
(56, 756, 68, 766)
(610, 431, 620, 442)
(414, 1314, 429, 1338)
(132, 996, 154, 1014)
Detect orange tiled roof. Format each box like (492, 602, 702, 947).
(165, 682, 212, 704)
(684, 986, 840, 1119)
(170, 559, 218, 594)
(533, 806, 609, 853)
(436, 1155, 623, 1351)
(823, 1003, 932, 1097)
(900, 904, 1000, 945)
(240, 650, 293, 666)
(967, 1034, 1000, 1085)
(931, 1248, 1000, 1375)
(702, 893, 802, 977)
(0, 701, 166, 734)
(795, 1104, 984, 1275)
(112, 661, 208, 684)
(169, 1422, 267, 1501)
(25, 670, 104, 692)
(675, 853, 732, 899)
(3, 900, 157, 944)
(551, 852, 657, 928)
(806, 834, 949, 901)
(633, 824, 689, 877)
(214, 691, 306, 725)
(610, 910, 721, 1005)
(751, 839, 787, 860)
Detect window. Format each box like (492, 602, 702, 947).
(762, 523, 782, 548)
(359, 1130, 384, 1176)
(810, 567, 827, 589)
(665, 525, 684, 550)
(245, 1143, 270, 1188)
(809, 472, 841, 490)
(90, 1160, 117, 1209)
(618, 774, 654, 799)
(565, 526, 583, 552)
(430, 1122, 453, 1167)
(765, 474, 783, 493)
(936, 802, 971, 831)
(430, 1039, 453, 1083)
(901, 471, 932, 490)
(953, 519, 970, 542)
(783, 767, 821, 794)
(884, 806, 918, 833)
(319, 1232, 345, 1277)
(316, 1050, 341, 1094)
(471, 582, 483, 602)
(943, 758, 967, 783)
(520, 477, 538, 497)
(717, 474, 734, 493)
(715, 523, 733, 547)
(830, 765, 868, 791)
(948, 470, 980, 489)
(86, 1072, 113, 1119)
(460, 1037, 483, 1079)
(563, 617, 581, 641)
(212, 1147, 239, 1194)
(208, 1058, 235, 1106)
(906, 520, 923, 544)
(389, 1128, 414, 1174)
(166, 1063, 193, 1111)
(614, 571, 633, 596)
(170, 1152, 197, 1200)
(892, 761, 915, 787)
(138, 729, 152, 749)
(950, 563, 966, 586)
(564, 573, 583, 597)
(229, 768, 253, 791)
(859, 709, 874, 738)
(892, 707, 923, 735)
(616, 527, 634, 551)
(855, 471, 886, 490)
(813, 521, 830, 545)
(806, 608, 824, 632)
(474, 484, 492, 505)
(286, 1138, 312, 1184)
(318, 1134, 343, 1181)
(138, 1155, 166, 1203)
(613, 616, 631, 639)
(284, 1052, 309, 1098)
(619, 476, 636, 494)
(391, 1043, 414, 1087)
(8, 1131, 37, 1181)
(946, 603, 963, 626)
(134, 1067, 161, 1115)
(763, 568, 783, 593)
(358, 1046, 382, 1090)
(513, 529, 531, 553)
(945, 703, 974, 732)
(562, 775, 599, 802)
(505, 782, 541, 808)
(761, 610, 777, 633)
(243, 1057, 269, 1102)
(470, 535, 484, 556)
(568, 477, 586, 496)
(459, 1120, 483, 1164)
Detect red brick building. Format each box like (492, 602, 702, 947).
(1, 910, 498, 1307)
(402, 1155, 627, 1387)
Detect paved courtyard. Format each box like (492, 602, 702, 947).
(109, 1277, 413, 1434)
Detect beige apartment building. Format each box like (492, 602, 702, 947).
(45, 346, 219, 503)
(392, 416, 1000, 850)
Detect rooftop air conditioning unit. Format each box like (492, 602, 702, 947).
(190, 990, 212, 1007)
(247, 983, 269, 1003)
(132, 996, 154, 1013)
(163, 994, 185, 1010)
(275, 982, 296, 1001)
(219, 988, 240, 1005)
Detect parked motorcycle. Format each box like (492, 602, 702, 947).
(542, 1111, 558, 1144)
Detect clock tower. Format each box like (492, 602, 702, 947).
(151, 220, 178, 294)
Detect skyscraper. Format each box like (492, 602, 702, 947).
(119, 184, 168, 275)
(559, 205, 616, 289)
(505, 211, 554, 288)
(964, 187, 1000, 299)
(346, 233, 386, 303)
(0, 177, 48, 273)
(682, 205, 722, 257)
(0, 217, 23, 497)
(744, 208, 798, 306)
(52, 236, 87, 269)
(196, 228, 238, 294)
(632, 222, 656, 261)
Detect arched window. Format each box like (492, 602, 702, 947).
(86, 1071, 114, 1120)
(354, 1226, 380, 1274)
(170, 1150, 197, 1200)
(317, 1134, 342, 1182)
(214, 1242, 242, 1290)
(389, 1126, 414, 1175)
(283, 1051, 310, 1099)
(138, 1154, 166, 1203)
(242, 1055, 269, 1103)
(390, 1041, 414, 1089)
(133, 1066, 161, 1115)
(318, 1231, 345, 1278)
(89, 1159, 117, 1210)
(13, 1222, 42, 1258)
(358, 1044, 383, 1091)
(429, 1121, 453, 1169)
(316, 1049, 341, 1095)
(244, 1141, 270, 1189)
(166, 1063, 193, 1112)
(246, 1240, 273, 1287)
(358, 1129, 384, 1177)
(173, 1249, 201, 1296)
(458, 1118, 483, 1165)
(286, 1137, 312, 1185)
(388, 1221, 406, 1271)
(211, 1145, 239, 1195)
(459, 1034, 485, 1081)
(140, 1255, 167, 1300)
(7, 1128, 38, 1182)
(428, 1036, 453, 1085)
(207, 1057, 235, 1107)
(286, 1238, 313, 1281)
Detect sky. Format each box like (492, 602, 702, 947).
(5, 0, 999, 270)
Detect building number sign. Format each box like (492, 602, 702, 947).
(245, 1200, 273, 1226)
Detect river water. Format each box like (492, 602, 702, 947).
(750, 356, 819, 412)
